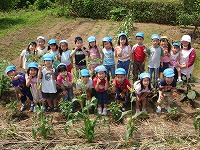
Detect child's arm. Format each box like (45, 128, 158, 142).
(60, 83, 68, 96)
(70, 49, 76, 57)
(94, 78, 101, 91)
(26, 76, 32, 87)
(50, 69, 56, 80)
(19, 56, 23, 68)
(82, 47, 89, 56)
(37, 65, 42, 82)
(111, 80, 116, 93)
(104, 77, 109, 90)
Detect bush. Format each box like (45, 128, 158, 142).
(34, 0, 52, 10)
(0, 0, 18, 11)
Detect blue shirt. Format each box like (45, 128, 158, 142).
(102, 48, 115, 66)
(11, 72, 27, 90)
(159, 78, 176, 92)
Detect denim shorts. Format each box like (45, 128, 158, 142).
(97, 91, 108, 105)
(104, 65, 115, 78)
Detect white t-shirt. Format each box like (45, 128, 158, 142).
(134, 80, 153, 94)
(59, 50, 71, 66)
(76, 78, 93, 90)
(41, 67, 57, 93)
(116, 45, 131, 61)
(147, 46, 163, 68)
(36, 46, 48, 55)
(20, 50, 29, 70)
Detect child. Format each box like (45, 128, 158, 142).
(76, 69, 93, 101)
(156, 68, 176, 113)
(112, 68, 131, 111)
(132, 32, 146, 81)
(47, 39, 60, 67)
(57, 63, 73, 102)
(146, 34, 164, 87)
(93, 65, 109, 115)
(134, 72, 153, 113)
(102, 36, 115, 79)
(26, 62, 44, 112)
(159, 36, 171, 79)
(19, 42, 37, 70)
(38, 53, 58, 111)
(58, 40, 73, 73)
(71, 36, 88, 71)
(36, 36, 48, 55)
(115, 33, 131, 77)
(87, 36, 101, 75)
(5, 66, 34, 111)
(169, 42, 182, 81)
(177, 35, 196, 81)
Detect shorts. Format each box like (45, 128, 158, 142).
(157, 92, 172, 104)
(97, 91, 108, 105)
(159, 62, 169, 72)
(42, 92, 57, 101)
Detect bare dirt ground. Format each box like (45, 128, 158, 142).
(0, 17, 200, 149)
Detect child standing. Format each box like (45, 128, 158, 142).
(57, 63, 73, 102)
(36, 36, 48, 55)
(134, 72, 153, 113)
(156, 68, 176, 113)
(47, 39, 60, 67)
(169, 42, 182, 81)
(76, 69, 93, 100)
(26, 62, 44, 112)
(115, 33, 131, 77)
(93, 65, 109, 115)
(146, 34, 164, 87)
(177, 35, 196, 81)
(58, 40, 73, 73)
(132, 32, 146, 81)
(19, 42, 37, 71)
(102, 36, 115, 79)
(71, 36, 88, 71)
(159, 36, 171, 79)
(5, 66, 34, 111)
(112, 68, 131, 111)
(38, 53, 58, 111)
(87, 36, 101, 75)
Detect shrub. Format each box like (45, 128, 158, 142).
(33, 0, 52, 10)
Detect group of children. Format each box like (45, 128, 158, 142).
(5, 33, 196, 114)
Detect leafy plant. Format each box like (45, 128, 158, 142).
(0, 123, 16, 139)
(110, 7, 127, 21)
(32, 106, 53, 140)
(108, 102, 123, 122)
(59, 100, 74, 120)
(6, 101, 17, 114)
(193, 108, 200, 137)
(0, 74, 10, 97)
(167, 107, 181, 121)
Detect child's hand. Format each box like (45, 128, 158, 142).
(160, 94, 164, 100)
(97, 78, 101, 84)
(18, 92, 24, 98)
(160, 62, 163, 67)
(62, 90, 68, 96)
(120, 92, 125, 98)
(38, 65, 42, 71)
(143, 49, 147, 53)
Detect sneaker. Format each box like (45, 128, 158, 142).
(177, 78, 182, 82)
(142, 108, 147, 112)
(136, 109, 140, 113)
(98, 107, 102, 115)
(29, 103, 34, 112)
(20, 104, 26, 111)
(156, 106, 162, 113)
(33, 106, 36, 112)
(102, 108, 107, 116)
(165, 105, 171, 111)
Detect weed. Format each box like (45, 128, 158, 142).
(166, 107, 181, 121)
(193, 108, 200, 137)
(108, 102, 123, 122)
(59, 100, 74, 120)
(0, 123, 16, 139)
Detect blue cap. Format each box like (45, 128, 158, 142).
(102, 36, 112, 42)
(5, 66, 16, 74)
(48, 39, 57, 45)
(57, 63, 66, 68)
(163, 68, 175, 77)
(28, 62, 38, 69)
(115, 68, 126, 75)
(59, 40, 68, 44)
(88, 36, 96, 43)
(42, 53, 54, 61)
(172, 42, 180, 47)
(117, 33, 127, 39)
(81, 69, 90, 76)
(139, 72, 150, 80)
(135, 32, 144, 38)
(94, 65, 107, 73)
(151, 34, 160, 40)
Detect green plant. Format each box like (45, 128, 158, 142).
(110, 7, 127, 21)
(32, 106, 53, 139)
(167, 107, 181, 121)
(0, 123, 16, 139)
(108, 102, 123, 122)
(59, 100, 74, 120)
(0, 74, 10, 97)
(33, 0, 52, 10)
(193, 108, 200, 137)
(6, 101, 17, 114)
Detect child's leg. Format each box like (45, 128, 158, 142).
(156, 91, 164, 113)
(19, 90, 27, 111)
(148, 67, 154, 81)
(102, 91, 108, 115)
(97, 92, 103, 114)
(124, 60, 130, 77)
(26, 88, 34, 112)
(154, 68, 159, 87)
(135, 100, 140, 110)
(176, 67, 182, 81)
(133, 60, 139, 82)
(141, 98, 147, 111)
(110, 65, 115, 79)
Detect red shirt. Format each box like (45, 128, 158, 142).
(132, 44, 146, 62)
(113, 78, 131, 91)
(93, 76, 109, 92)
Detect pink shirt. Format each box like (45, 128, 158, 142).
(57, 72, 73, 87)
(162, 47, 170, 63)
(89, 47, 101, 60)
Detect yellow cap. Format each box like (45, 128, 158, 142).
(161, 36, 168, 39)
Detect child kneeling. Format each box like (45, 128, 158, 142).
(156, 68, 177, 113)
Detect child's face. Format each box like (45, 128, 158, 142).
(89, 41, 96, 48)
(142, 78, 150, 88)
(29, 68, 37, 77)
(83, 76, 89, 83)
(160, 39, 168, 48)
(152, 38, 160, 47)
(37, 39, 45, 48)
(44, 60, 53, 67)
(60, 43, 68, 51)
(172, 46, 180, 54)
(50, 44, 57, 51)
(103, 41, 112, 50)
(29, 44, 36, 51)
(119, 37, 126, 46)
(165, 77, 174, 84)
(136, 37, 144, 45)
(7, 70, 16, 77)
(59, 70, 67, 77)
(181, 41, 189, 48)
(76, 40, 83, 48)
(97, 71, 106, 80)
(116, 74, 125, 84)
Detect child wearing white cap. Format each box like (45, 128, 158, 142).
(156, 68, 177, 113)
(36, 36, 48, 55)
